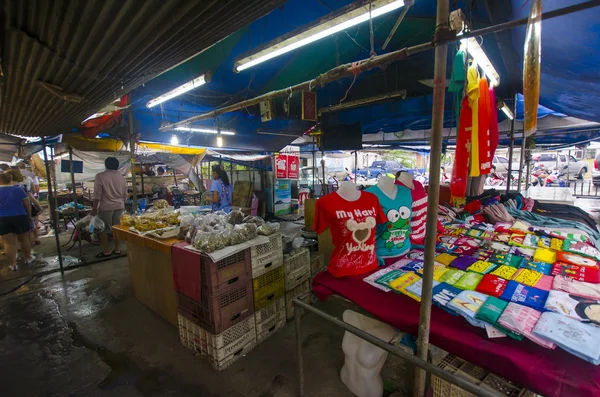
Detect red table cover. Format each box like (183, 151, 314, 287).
(312, 270, 600, 397)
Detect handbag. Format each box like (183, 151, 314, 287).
(30, 202, 41, 217)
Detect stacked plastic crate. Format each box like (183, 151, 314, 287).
(283, 248, 311, 320)
(250, 233, 286, 344)
(172, 242, 256, 370)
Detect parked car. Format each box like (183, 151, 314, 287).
(592, 153, 600, 186)
(491, 155, 522, 176)
(532, 152, 587, 179)
(358, 160, 412, 179)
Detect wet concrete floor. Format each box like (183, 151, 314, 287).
(0, 237, 414, 397)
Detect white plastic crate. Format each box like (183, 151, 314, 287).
(178, 313, 256, 362)
(283, 248, 310, 291)
(208, 339, 256, 371)
(255, 298, 285, 324)
(285, 279, 311, 320)
(251, 234, 283, 276)
(256, 311, 285, 344)
(310, 252, 326, 275)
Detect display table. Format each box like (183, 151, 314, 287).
(113, 225, 181, 327)
(312, 270, 600, 397)
(525, 186, 576, 205)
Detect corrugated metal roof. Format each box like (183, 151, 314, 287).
(0, 0, 285, 137)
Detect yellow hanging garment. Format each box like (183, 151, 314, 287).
(466, 64, 480, 177)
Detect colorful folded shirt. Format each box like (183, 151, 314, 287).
(533, 312, 600, 364)
(556, 251, 598, 268)
(515, 246, 535, 259)
(494, 222, 512, 234)
(389, 272, 421, 297)
(544, 290, 600, 325)
(454, 271, 484, 291)
(432, 282, 462, 310)
(489, 253, 524, 268)
(435, 253, 457, 266)
(536, 236, 563, 251)
(471, 250, 494, 261)
(407, 251, 425, 260)
(402, 260, 425, 274)
(510, 220, 532, 234)
(551, 263, 600, 283)
(534, 275, 554, 291)
(553, 275, 600, 300)
(439, 268, 465, 286)
(498, 302, 555, 349)
(488, 242, 513, 253)
(450, 256, 479, 271)
(509, 233, 539, 249)
(404, 278, 440, 303)
(512, 268, 543, 287)
(562, 240, 600, 261)
(533, 248, 557, 264)
(453, 237, 481, 255)
(490, 265, 518, 280)
(467, 260, 497, 274)
(374, 270, 406, 289)
(551, 230, 593, 245)
(520, 260, 552, 275)
(499, 281, 549, 312)
(475, 274, 508, 297)
(364, 268, 398, 292)
(447, 291, 488, 328)
(388, 258, 415, 269)
(492, 232, 511, 243)
(475, 296, 523, 340)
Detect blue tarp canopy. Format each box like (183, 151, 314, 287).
(116, 0, 599, 151)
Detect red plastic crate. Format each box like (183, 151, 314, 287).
(177, 282, 254, 334)
(172, 242, 201, 302)
(200, 249, 251, 297)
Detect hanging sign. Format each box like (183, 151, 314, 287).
(275, 153, 288, 179)
(287, 153, 299, 179)
(302, 91, 317, 121)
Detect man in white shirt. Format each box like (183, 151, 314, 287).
(17, 162, 39, 197)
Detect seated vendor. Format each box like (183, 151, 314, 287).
(207, 165, 232, 212)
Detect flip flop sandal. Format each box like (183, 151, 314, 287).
(112, 250, 122, 255)
(96, 252, 112, 258)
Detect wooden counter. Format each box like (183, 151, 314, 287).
(113, 225, 181, 327)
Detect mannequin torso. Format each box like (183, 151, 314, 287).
(337, 181, 361, 201)
(396, 172, 414, 190)
(376, 176, 397, 200)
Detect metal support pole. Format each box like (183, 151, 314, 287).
(414, 1, 449, 396)
(293, 298, 503, 397)
(518, 132, 527, 193)
(230, 162, 234, 186)
(295, 306, 305, 397)
(354, 151, 358, 186)
(129, 109, 138, 212)
(140, 164, 145, 196)
(506, 97, 517, 193)
(42, 139, 64, 274)
(68, 147, 83, 259)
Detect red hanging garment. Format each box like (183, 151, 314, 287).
(478, 78, 492, 174)
(450, 97, 472, 200)
(489, 87, 499, 159)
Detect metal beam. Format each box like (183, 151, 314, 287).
(414, 0, 448, 395)
(42, 138, 64, 275)
(159, 0, 600, 132)
(129, 109, 138, 212)
(318, 89, 407, 115)
(382, 3, 412, 50)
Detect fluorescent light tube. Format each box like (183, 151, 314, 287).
(171, 135, 179, 145)
(501, 103, 514, 120)
(216, 135, 223, 148)
(175, 126, 235, 135)
(460, 37, 500, 87)
(235, 0, 405, 72)
(146, 73, 210, 108)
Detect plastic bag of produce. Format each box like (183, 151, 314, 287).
(88, 215, 105, 233)
(225, 210, 245, 225)
(242, 215, 265, 226)
(257, 222, 280, 236)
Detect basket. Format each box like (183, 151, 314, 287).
(253, 267, 285, 311)
(285, 279, 311, 321)
(283, 248, 310, 291)
(256, 311, 285, 345)
(255, 298, 285, 324)
(178, 314, 256, 362)
(432, 354, 527, 397)
(177, 282, 254, 334)
(200, 249, 251, 297)
(310, 252, 326, 275)
(251, 233, 283, 273)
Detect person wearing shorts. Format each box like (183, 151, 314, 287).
(0, 172, 35, 270)
(91, 157, 127, 258)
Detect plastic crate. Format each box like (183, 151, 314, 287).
(251, 234, 283, 270)
(432, 354, 527, 397)
(172, 242, 202, 302)
(255, 298, 285, 324)
(253, 267, 285, 311)
(177, 282, 254, 334)
(256, 311, 285, 345)
(251, 257, 283, 280)
(200, 249, 251, 297)
(310, 252, 326, 275)
(208, 339, 256, 371)
(178, 313, 256, 362)
(283, 248, 310, 291)
(285, 279, 311, 321)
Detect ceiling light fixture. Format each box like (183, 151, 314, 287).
(175, 126, 235, 135)
(146, 73, 211, 108)
(501, 103, 514, 120)
(170, 135, 179, 145)
(460, 36, 500, 87)
(234, 0, 405, 72)
(216, 130, 224, 148)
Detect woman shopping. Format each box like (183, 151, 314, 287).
(0, 172, 35, 270)
(207, 165, 232, 212)
(8, 167, 42, 246)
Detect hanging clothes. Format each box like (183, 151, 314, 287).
(488, 87, 499, 159)
(448, 49, 467, 126)
(466, 64, 480, 177)
(478, 78, 492, 174)
(450, 97, 472, 201)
